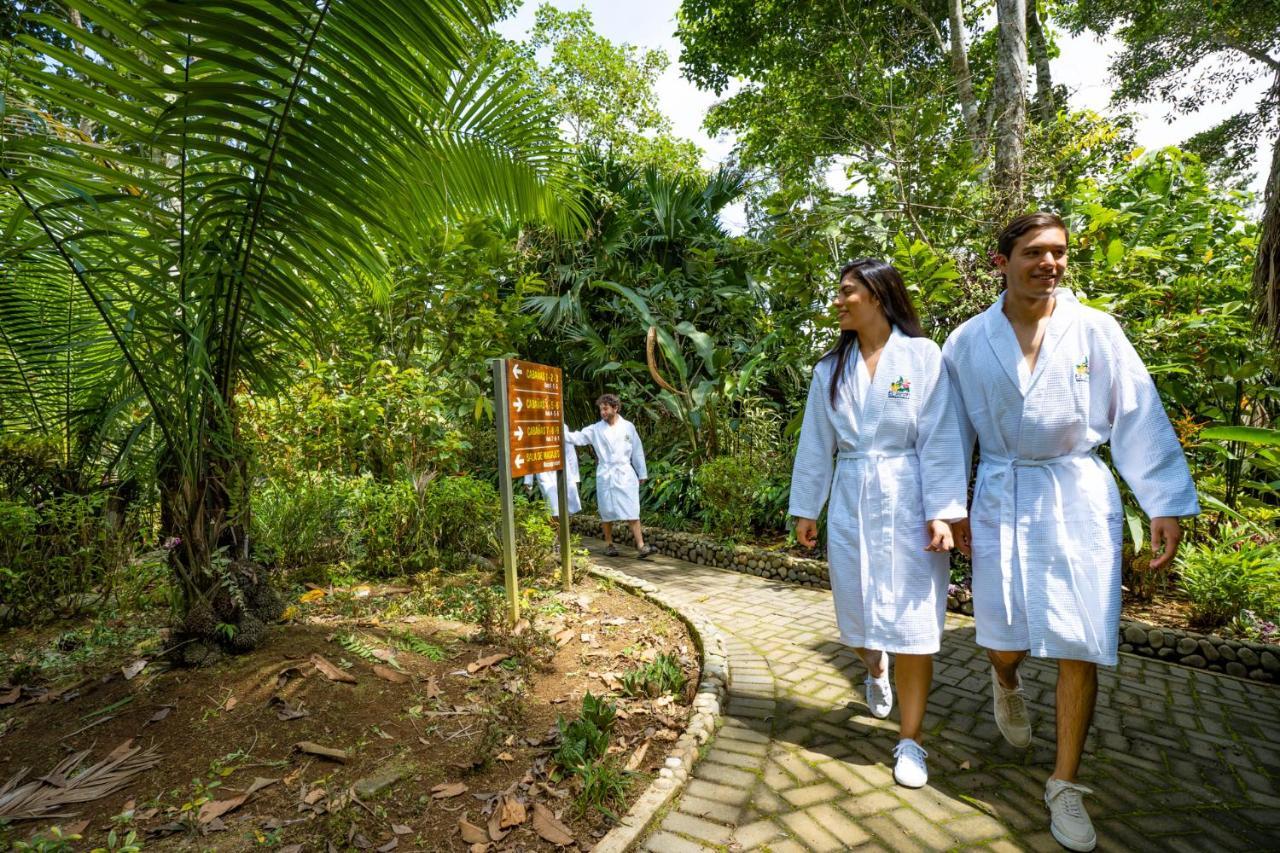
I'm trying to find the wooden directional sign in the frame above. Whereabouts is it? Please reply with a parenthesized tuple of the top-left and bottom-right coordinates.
(505, 359, 564, 478)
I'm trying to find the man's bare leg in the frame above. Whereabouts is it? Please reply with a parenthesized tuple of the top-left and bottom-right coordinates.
(988, 648, 1028, 688)
(601, 521, 613, 546)
(1051, 659, 1096, 783)
(627, 519, 646, 550)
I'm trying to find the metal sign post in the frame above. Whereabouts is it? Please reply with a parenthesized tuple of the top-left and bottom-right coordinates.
(557, 403, 572, 589)
(493, 358, 566, 623)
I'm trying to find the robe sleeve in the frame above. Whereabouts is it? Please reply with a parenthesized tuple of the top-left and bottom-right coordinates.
(1104, 318, 1200, 518)
(915, 345, 968, 522)
(941, 332, 978, 478)
(629, 423, 648, 479)
(564, 423, 593, 447)
(787, 364, 837, 520)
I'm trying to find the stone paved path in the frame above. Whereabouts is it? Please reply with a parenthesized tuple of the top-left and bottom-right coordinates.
(585, 539, 1280, 852)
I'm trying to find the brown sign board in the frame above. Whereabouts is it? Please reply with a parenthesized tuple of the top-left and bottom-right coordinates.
(505, 359, 563, 478)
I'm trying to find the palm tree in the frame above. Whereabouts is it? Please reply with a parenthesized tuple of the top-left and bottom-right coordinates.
(0, 0, 579, 659)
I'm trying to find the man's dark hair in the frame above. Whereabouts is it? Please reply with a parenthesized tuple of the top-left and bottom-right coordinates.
(997, 212, 1069, 258)
(596, 393, 621, 410)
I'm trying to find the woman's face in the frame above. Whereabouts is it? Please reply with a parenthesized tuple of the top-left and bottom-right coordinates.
(832, 272, 879, 332)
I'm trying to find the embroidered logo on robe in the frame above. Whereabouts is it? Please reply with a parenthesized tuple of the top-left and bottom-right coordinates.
(1074, 357, 1089, 382)
(887, 376, 911, 399)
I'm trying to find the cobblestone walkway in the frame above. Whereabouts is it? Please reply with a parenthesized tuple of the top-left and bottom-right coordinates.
(585, 539, 1280, 852)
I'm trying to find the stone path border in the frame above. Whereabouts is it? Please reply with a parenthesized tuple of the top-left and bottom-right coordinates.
(587, 560, 729, 853)
(571, 516, 1280, 685)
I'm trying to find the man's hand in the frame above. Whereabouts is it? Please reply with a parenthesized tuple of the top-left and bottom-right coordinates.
(951, 518, 972, 557)
(794, 517, 818, 548)
(1148, 516, 1183, 570)
(924, 520, 954, 552)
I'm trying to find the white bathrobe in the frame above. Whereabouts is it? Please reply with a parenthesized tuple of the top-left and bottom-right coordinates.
(942, 291, 1200, 665)
(523, 440, 582, 517)
(789, 329, 968, 654)
(565, 417, 647, 522)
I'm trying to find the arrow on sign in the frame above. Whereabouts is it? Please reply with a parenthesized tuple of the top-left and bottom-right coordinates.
(512, 363, 523, 379)
(514, 426, 523, 441)
(515, 454, 524, 467)
(513, 397, 523, 413)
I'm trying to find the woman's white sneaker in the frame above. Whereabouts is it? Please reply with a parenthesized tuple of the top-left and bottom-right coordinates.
(892, 739, 928, 788)
(991, 667, 1032, 747)
(863, 655, 893, 718)
(1044, 779, 1097, 851)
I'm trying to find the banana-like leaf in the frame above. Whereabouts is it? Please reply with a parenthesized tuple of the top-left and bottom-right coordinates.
(1198, 426, 1280, 447)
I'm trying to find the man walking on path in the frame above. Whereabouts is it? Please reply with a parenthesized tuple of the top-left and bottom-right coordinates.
(565, 393, 656, 559)
(943, 212, 1200, 852)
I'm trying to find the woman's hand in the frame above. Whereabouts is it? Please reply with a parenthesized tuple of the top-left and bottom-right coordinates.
(794, 517, 818, 548)
(924, 519, 954, 552)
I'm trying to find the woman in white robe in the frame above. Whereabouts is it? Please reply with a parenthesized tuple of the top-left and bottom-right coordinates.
(523, 439, 582, 517)
(790, 258, 967, 789)
(565, 394, 654, 558)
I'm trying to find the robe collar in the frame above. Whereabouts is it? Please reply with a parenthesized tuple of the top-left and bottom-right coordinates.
(982, 289, 1081, 396)
(854, 326, 908, 450)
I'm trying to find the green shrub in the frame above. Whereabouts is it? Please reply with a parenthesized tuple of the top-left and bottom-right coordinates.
(0, 493, 141, 628)
(694, 455, 770, 540)
(1176, 531, 1280, 629)
(422, 475, 499, 569)
(574, 760, 632, 819)
(619, 653, 687, 698)
(515, 495, 558, 578)
(555, 692, 616, 773)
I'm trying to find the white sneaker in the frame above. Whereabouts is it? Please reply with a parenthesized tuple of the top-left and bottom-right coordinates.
(991, 667, 1032, 747)
(892, 739, 928, 788)
(1045, 779, 1097, 851)
(864, 656, 892, 719)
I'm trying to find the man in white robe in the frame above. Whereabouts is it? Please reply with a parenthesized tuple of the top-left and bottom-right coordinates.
(565, 393, 655, 558)
(944, 212, 1199, 852)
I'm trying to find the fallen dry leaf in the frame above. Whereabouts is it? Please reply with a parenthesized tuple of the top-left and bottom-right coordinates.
(373, 665, 409, 684)
(624, 739, 651, 772)
(512, 618, 530, 636)
(303, 788, 327, 806)
(222, 696, 238, 712)
(487, 809, 508, 843)
(466, 653, 510, 674)
(275, 665, 305, 689)
(371, 648, 398, 664)
(197, 793, 247, 824)
(244, 777, 278, 797)
(299, 589, 325, 603)
(270, 696, 309, 721)
(391, 824, 412, 835)
(959, 760, 972, 770)
(0, 686, 20, 706)
(495, 751, 514, 762)
(470, 844, 490, 853)
(310, 653, 357, 684)
(146, 706, 173, 725)
(294, 741, 348, 763)
(531, 802, 574, 846)
(62, 819, 90, 836)
(377, 838, 398, 852)
(121, 659, 147, 680)
(458, 817, 488, 844)
(432, 782, 469, 799)
(424, 676, 441, 700)
(497, 795, 526, 829)
(554, 629, 574, 646)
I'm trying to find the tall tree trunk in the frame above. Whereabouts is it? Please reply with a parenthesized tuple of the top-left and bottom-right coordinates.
(946, 0, 984, 156)
(1026, 0, 1055, 125)
(1256, 74, 1280, 347)
(991, 0, 1028, 220)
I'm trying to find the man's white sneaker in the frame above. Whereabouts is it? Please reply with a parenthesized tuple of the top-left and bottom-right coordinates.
(864, 662, 893, 719)
(892, 739, 928, 788)
(991, 667, 1032, 747)
(1045, 779, 1097, 852)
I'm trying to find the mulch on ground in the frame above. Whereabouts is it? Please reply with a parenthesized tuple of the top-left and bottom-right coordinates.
(0, 575, 696, 851)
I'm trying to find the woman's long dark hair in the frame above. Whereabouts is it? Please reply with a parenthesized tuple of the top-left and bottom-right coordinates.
(820, 258, 925, 405)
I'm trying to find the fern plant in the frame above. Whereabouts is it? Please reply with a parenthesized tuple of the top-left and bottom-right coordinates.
(334, 632, 381, 664)
(391, 630, 447, 661)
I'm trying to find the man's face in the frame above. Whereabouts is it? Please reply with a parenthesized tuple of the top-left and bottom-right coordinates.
(997, 226, 1068, 300)
(599, 403, 619, 421)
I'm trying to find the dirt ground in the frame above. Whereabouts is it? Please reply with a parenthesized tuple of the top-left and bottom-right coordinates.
(0, 576, 696, 851)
